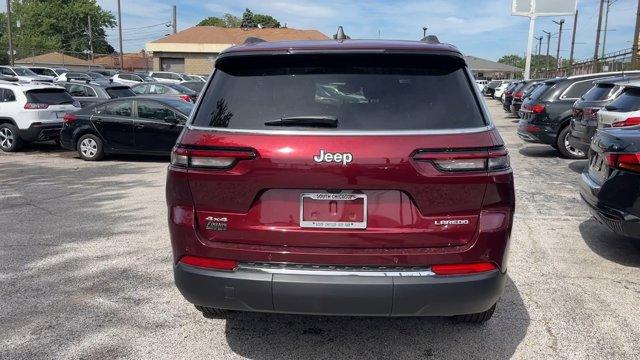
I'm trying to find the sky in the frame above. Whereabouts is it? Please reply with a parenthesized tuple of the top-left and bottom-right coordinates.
(69, 0, 640, 61)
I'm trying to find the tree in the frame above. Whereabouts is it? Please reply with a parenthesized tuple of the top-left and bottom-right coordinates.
(240, 8, 257, 28)
(197, 14, 241, 28)
(0, 0, 116, 60)
(252, 14, 280, 28)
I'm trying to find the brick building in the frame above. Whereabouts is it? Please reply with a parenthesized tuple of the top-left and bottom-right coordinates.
(145, 26, 328, 75)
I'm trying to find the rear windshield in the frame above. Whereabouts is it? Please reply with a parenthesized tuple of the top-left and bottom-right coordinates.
(608, 87, 640, 112)
(26, 89, 75, 104)
(581, 83, 617, 101)
(528, 82, 554, 100)
(106, 87, 136, 98)
(166, 83, 197, 94)
(192, 54, 485, 131)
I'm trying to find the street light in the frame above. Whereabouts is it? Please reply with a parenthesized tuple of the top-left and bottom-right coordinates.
(422, 26, 427, 38)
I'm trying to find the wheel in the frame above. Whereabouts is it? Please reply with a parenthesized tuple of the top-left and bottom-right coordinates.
(452, 303, 496, 323)
(195, 305, 229, 318)
(77, 134, 104, 161)
(0, 123, 23, 152)
(556, 125, 586, 159)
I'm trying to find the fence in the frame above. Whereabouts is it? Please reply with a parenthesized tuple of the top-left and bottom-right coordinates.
(4, 48, 153, 72)
(535, 48, 638, 79)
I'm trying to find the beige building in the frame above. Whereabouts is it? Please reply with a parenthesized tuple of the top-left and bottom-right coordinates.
(145, 26, 329, 75)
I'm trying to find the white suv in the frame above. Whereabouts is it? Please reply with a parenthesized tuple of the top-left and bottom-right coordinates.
(0, 82, 79, 152)
(149, 71, 188, 83)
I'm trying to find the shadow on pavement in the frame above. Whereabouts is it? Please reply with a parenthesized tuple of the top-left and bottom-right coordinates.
(518, 146, 558, 158)
(224, 277, 528, 360)
(0, 161, 173, 358)
(568, 160, 588, 174)
(579, 219, 640, 267)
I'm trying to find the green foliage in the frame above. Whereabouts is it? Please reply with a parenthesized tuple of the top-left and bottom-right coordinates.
(197, 14, 241, 28)
(240, 8, 256, 28)
(197, 8, 281, 29)
(252, 14, 280, 28)
(0, 0, 116, 61)
(499, 53, 566, 74)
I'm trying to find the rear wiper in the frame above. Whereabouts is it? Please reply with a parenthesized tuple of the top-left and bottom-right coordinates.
(264, 116, 338, 128)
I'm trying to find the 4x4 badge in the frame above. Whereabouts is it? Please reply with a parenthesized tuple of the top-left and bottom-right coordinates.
(313, 149, 353, 165)
(206, 216, 228, 231)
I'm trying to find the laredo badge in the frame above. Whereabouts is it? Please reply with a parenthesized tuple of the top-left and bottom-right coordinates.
(206, 216, 228, 231)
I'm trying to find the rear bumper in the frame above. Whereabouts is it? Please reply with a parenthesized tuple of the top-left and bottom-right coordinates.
(174, 263, 505, 316)
(18, 122, 63, 142)
(517, 118, 557, 145)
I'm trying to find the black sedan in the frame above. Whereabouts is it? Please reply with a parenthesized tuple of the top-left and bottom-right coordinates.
(580, 127, 640, 239)
(60, 97, 193, 161)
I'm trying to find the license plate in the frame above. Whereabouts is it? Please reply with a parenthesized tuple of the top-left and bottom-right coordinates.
(300, 193, 367, 229)
(589, 152, 607, 183)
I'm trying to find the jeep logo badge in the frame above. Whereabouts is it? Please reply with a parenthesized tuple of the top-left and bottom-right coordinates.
(313, 149, 353, 165)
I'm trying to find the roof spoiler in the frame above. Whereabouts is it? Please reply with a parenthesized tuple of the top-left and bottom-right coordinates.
(420, 35, 440, 44)
(244, 37, 266, 44)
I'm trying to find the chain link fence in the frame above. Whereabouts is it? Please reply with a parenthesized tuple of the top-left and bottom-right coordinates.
(535, 48, 638, 79)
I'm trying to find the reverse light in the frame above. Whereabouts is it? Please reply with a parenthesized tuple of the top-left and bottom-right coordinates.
(413, 147, 510, 172)
(179, 256, 238, 271)
(171, 147, 256, 169)
(604, 152, 640, 173)
(63, 113, 77, 124)
(24, 102, 49, 109)
(431, 262, 497, 275)
(612, 116, 640, 128)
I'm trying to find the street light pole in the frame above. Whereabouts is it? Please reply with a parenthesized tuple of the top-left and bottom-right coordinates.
(117, 0, 124, 70)
(569, 10, 579, 73)
(553, 19, 565, 70)
(543, 30, 551, 70)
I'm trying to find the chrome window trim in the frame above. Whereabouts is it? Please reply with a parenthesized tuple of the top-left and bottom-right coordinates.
(185, 124, 495, 136)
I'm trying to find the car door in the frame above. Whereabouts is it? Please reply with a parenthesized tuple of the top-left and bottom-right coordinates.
(134, 99, 185, 153)
(91, 100, 135, 151)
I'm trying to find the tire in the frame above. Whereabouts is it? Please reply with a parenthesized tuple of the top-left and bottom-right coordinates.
(77, 134, 104, 161)
(0, 123, 23, 152)
(556, 125, 586, 159)
(452, 303, 496, 324)
(195, 305, 229, 318)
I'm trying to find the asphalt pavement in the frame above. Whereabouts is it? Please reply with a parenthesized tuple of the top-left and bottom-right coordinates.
(1, 100, 639, 359)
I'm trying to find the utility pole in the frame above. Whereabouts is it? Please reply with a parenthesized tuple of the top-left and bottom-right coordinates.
(535, 36, 543, 55)
(633, 0, 640, 67)
(543, 30, 551, 70)
(172, 5, 177, 34)
(117, 0, 124, 70)
(553, 19, 565, 70)
(6, 0, 14, 66)
(594, 0, 606, 72)
(87, 16, 94, 63)
(569, 10, 579, 73)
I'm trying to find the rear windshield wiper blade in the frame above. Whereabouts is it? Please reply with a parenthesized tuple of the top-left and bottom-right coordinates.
(264, 116, 338, 128)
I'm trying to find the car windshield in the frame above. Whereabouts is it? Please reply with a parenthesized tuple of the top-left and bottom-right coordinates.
(162, 98, 195, 116)
(166, 83, 196, 94)
(607, 87, 640, 112)
(192, 54, 486, 131)
(527, 82, 553, 100)
(13, 67, 38, 76)
(105, 87, 136, 98)
(136, 74, 155, 82)
(581, 83, 616, 101)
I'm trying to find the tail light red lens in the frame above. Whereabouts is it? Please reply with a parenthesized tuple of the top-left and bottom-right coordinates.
(612, 116, 640, 128)
(513, 91, 524, 99)
(179, 256, 238, 271)
(530, 104, 545, 114)
(171, 147, 256, 169)
(63, 113, 77, 124)
(604, 152, 640, 173)
(24, 102, 49, 109)
(413, 147, 510, 172)
(432, 262, 497, 275)
(179, 94, 192, 102)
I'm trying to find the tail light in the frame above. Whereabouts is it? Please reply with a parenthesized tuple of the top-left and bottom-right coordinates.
(24, 103, 49, 109)
(179, 256, 238, 271)
(179, 94, 192, 102)
(413, 147, 510, 172)
(432, 262, 497, 275)
(513, 91, 524, 99)
(171, 147, 256, 169)
(612, 116, 640, 128)
(530, 104, 545, 114)
(604, 152, 640, 173)
(63, 113, 77, 124)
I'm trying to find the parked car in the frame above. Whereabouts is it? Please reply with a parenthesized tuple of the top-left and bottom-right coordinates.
(56, 72, 92, 82)
(130, 82, 198, 102)
(0, 66, 54, 83)
(483, 80, 505, 97)
(112, 72, 154, 86)
(187, 74, 208, 82)
(28, 66, 69, 78)
(568, 76, 640, 155)
(494, 82, 512, 101)
(92, 69, 118, 78)
(166, 37, 515, 322)
(510, 80, 541, 117)
(149, 71, 190, 83)
(0, 82, 79, 152)
(475, 79, 488, 92)
(59, 97, 193, 160)
(179, 81, 205, 93)
(503, 81, 524, 112)
(57, 79, 136, 107)
(580, 126, 640, 239)
(596, 83, 640, 129)
(518, 71, 640, 159)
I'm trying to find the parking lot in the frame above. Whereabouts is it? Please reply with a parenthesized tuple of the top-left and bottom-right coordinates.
(0, 99, 639, 359)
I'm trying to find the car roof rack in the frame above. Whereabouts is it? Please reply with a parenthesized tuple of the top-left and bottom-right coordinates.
(420, 35, 440, 44)
(244, 37, 266, 44)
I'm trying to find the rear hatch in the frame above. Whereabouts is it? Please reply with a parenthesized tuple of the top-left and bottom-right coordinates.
(24, 88, 78, 121)
(180, 53, 502, 249)
(588, 128, 640, 186)
(571, 83, 620, 139)
(598, 87, 640, 128)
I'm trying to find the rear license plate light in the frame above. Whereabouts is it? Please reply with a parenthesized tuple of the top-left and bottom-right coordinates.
(300, 193, 367, 229)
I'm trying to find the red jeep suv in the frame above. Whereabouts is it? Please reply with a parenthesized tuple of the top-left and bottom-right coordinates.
(166, 36, 515, 323)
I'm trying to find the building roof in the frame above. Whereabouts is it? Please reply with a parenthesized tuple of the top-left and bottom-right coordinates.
(464, 55, 521, 73)
(151, 26, 329, 45)
(15, 52, 92, 66)
(93, 52, 152, 70)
